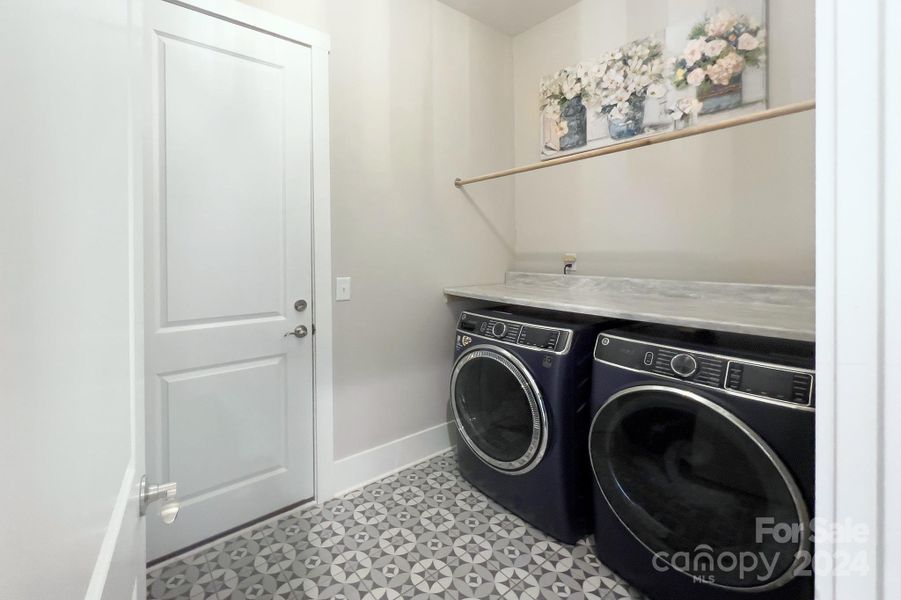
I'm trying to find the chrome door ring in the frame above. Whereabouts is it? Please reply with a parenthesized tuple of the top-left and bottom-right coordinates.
(451, 345, 548, 475)
(588, 384, 811, 593)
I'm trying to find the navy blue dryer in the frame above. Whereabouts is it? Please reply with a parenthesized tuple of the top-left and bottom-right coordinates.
(588, 323, 815, 600)
(451, 308, 609, 543)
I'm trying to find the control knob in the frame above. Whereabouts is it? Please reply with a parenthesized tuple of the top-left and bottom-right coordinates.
(670, 353, 698, 378)
(491, 322, 507, 338)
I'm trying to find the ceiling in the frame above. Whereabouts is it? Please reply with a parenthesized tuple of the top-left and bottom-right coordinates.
(437, 0, 581, 36)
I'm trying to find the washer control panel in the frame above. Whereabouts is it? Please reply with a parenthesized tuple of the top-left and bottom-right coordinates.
(670, 353, 698, 377)
(457, 312, 570, 354)
(595, 334, 814, 407)
(725, 362, 814, 406)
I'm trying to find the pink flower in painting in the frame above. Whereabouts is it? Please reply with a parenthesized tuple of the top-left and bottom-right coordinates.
(704, 39, 729, 58)
(718, 52, 746, 77)
(706, 54, 744, 86)
(706, 63, 729, 86)
(686, 68, 707, 87)
(737, 32, 760, 51)
(682, 39, 706, 67)
(705, 10, 738, 37)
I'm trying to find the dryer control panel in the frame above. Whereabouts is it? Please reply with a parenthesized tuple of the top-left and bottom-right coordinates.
(595, 334, 814, 407)
(457, 312, 571, 354)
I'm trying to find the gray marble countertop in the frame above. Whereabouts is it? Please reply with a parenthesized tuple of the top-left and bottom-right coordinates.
(444, 272, 815, 341)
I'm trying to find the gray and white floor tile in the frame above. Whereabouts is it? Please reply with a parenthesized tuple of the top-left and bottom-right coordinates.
(147, 450, 646, 600)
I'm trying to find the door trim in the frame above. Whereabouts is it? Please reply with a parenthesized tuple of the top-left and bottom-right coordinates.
(163, 0, 329, 51)
(147, 0, 335, 507)
(816, 1, 901, 598)
(310, 43, 335, 502)
(85, 460, 138, 598)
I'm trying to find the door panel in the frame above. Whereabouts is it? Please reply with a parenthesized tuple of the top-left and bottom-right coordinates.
(146, 0, 314, 559)
(165, 357, 287, 498)
(1, 0, 146, 597)
(163, 34, 286, 325)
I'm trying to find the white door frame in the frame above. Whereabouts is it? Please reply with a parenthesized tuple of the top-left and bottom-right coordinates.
(816, 0, 900, 598)
(150, 0, 336, 506)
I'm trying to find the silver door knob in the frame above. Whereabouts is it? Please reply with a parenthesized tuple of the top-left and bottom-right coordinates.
(140, 476, 180, 524)
(284, 325, 308, 338)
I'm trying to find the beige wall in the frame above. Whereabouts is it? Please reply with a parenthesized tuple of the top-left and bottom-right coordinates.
(512, 0, 815, 285)
(238, 0, 815, 462)
(241, 0, 516, 459)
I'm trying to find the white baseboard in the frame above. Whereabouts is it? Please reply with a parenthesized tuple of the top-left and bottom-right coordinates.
(330, 421, 455, 497)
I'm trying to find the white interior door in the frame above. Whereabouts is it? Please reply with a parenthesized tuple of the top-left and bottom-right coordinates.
(144, 0, 315, 559)
(0, 0, 147, 598)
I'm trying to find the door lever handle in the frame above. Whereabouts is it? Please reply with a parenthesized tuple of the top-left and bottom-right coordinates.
(284, 325, 308, 338)
(160, 501, 180, 525)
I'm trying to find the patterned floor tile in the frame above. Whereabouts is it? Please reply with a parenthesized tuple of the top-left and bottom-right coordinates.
(229, 572, 296, 600)
(529, 538, 578, 575)
(360, 588, 405, 600)
(408, 556, 456, 598)
(147, 561, 210, 600)
(602, 576, 648, 600)
(492, 537, 535, 570)
(146, 450, 645, 600)
(494, 566, 536, 599)
(535, 569, 600, 600)
(203, 531, 282, 584)
(574, 537, 648, 600)
(285, 548, 374, 600)
(369, 552, 414, 589)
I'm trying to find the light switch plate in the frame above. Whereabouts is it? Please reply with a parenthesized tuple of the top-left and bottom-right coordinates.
(336, 277, 351, 301)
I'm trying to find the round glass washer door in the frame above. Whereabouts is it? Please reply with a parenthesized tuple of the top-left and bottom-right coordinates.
(451, 346, 547, 474)
(589, 385, 810, 592)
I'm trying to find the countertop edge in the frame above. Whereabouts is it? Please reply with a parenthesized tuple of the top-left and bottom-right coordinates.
(443, 285, 816, 342)
(503, 271, 816, 292)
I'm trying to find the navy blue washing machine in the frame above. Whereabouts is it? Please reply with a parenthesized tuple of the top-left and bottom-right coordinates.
(587, 323, 815, 600)
(451, 307, 613, 543)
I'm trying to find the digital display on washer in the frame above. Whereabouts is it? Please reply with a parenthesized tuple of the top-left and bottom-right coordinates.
(595, 337, 651, 370)
(735, 364, 797, 401)
(519, 327, 558, 350)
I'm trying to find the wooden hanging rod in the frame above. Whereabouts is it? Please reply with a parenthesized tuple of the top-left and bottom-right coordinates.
(454, 99, 815, 188)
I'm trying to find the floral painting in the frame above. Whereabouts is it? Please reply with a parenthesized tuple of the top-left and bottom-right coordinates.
(540, 1, 767, 160)
(671, 10, 766, 115)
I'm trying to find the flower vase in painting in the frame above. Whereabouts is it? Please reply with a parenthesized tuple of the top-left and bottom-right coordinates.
(607, 99, 646, 140)
(559, 96, 587, 150)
